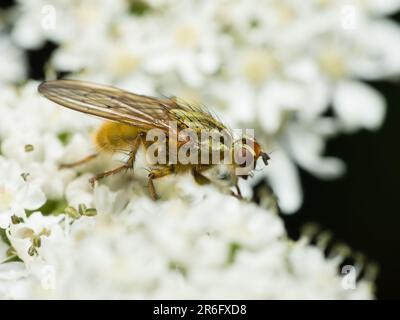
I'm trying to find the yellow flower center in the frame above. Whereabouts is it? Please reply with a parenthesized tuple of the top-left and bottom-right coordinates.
(242, 50, 276, 85)
(318, 47, 346, 79)
(108, 48, 140, 77)
(0, 185, 14, 212)
(77, 4, 101, 23)
(174, 24, 199, 48)
(276, 4, 295, 26)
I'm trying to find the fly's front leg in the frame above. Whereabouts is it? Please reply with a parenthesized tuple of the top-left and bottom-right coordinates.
(125, 132, 145, 170)
(89, 133, 144, 187)
(147, 166, 173, 201)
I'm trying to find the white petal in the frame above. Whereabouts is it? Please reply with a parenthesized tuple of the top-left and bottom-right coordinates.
(297, 80, 331, 121)
(258, 81, 304, 134)
(258, 98, 282, 134)
(17, 184, 46, 211)
(144, 52, 176, 74)
(349, 20, 400, 79)
(365, 0, 400, 15)
(0, 37, 26, 83)
(11, 16, 44, 49)
(198, 50, 219, 74)
(262, 149, 303, 214)
(65, 174, 94, 208)
(178, 54, 203, 87)
(0, 212, 12, 229)
(286, 126, 346, 178)
(0, 262, 27, 280)
(7, 235, 34, 265)
(333, 81, 386, 131)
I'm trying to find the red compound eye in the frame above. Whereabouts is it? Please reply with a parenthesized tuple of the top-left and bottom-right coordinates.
(235, 147, 255, 168)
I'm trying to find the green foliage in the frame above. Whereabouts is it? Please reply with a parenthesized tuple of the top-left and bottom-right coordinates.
(227, 242, 241, 264)
(128, 0, 152, 15)
(169, 261, 187, 276)
(0, 228, 10, 246)
(57, 132, 72, 145)
(27, 199, 68, 216)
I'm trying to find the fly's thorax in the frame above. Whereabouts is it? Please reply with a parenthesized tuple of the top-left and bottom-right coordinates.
(170, 108, 227, 132)
(170, 109, 203, 130)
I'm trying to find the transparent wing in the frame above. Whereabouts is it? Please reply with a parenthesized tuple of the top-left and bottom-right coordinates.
(38, 79, 232, 148)
(38, 80, 179, 132)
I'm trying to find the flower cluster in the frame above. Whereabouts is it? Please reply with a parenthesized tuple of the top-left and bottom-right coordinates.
(0, 81, 373, 298)
(0, 175, 374, 298)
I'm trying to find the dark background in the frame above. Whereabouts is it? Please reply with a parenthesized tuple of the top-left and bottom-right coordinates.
(1, 0, 399, 299)
(283, 12, 400, 300)
(286, 78, 400, 300)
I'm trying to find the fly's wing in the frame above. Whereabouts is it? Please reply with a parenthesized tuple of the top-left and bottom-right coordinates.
(38, 80, 233, 152)
(38, 80, 178, 132)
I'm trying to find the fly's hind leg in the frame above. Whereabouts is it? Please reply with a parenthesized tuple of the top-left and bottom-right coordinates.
(60, 153, 98, 169)
(89, 133, 144, 187)
(191, 168, 211, 185)
(89, 163, 131, 187)
(147, 166, 173, 201)
(233, 184, 243, 199)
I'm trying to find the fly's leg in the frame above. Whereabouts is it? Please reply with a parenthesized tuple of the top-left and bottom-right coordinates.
(124, 132, 144, 170)
(89, 134, 144, 187)
(230, 176, 243, 199)
(192, 167, 243, 199)
(233, 183, 243, 199)
(191, 168, 211, 185)
(89, 163, 131, 187)
(60, 153, 98, 169)
(147, 166, 173, 201)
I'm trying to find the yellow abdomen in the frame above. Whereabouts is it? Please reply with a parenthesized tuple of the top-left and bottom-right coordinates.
(93, 121, 140, 154)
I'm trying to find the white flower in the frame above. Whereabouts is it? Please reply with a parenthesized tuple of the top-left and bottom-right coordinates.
(65, 174, 95, 208)
(0, 81, 98, 139)
(364, 0, 400, 15)
(11, 0, 128, 49)
(0, 158, 46, 228)
(4, 211, 67, 292)
(0, 182, 374, 299)
(0, 81, 101, 200)
(0, 131, 78, 200)
(284, 120, 346, 179)
(0, 35, 26, 84)
(333, 80, 386, 132)
(253, 149, 303, 214)
(1, 132, 64, 165)
(93, 184, 130, 216)
(0, 262, 29, 298)
(143, 2, 221, 87)
(6, 212, 64, 265)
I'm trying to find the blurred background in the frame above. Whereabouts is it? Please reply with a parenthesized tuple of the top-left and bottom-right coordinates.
(0, 0, 399, 299)
(285, 75, 400, 299)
